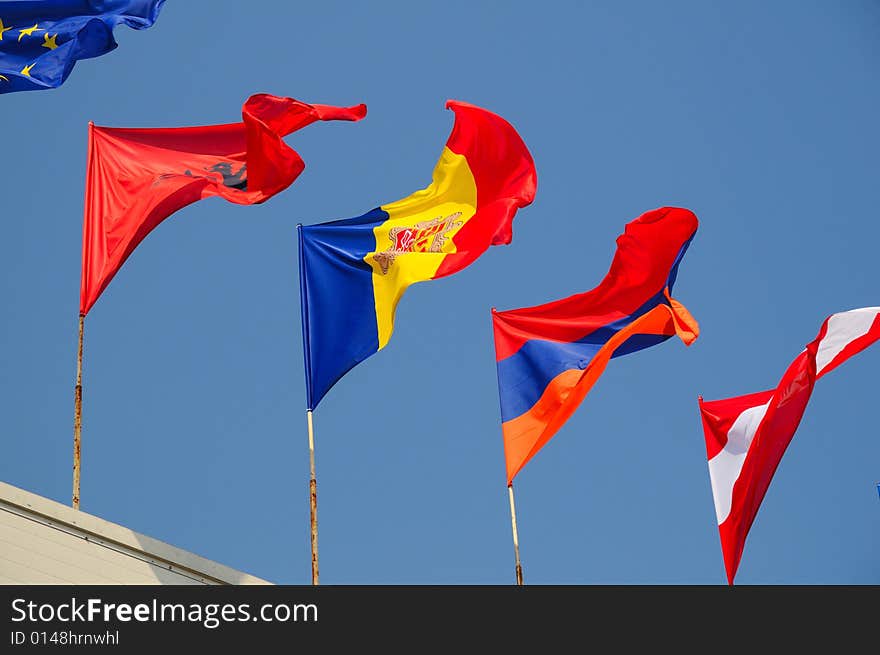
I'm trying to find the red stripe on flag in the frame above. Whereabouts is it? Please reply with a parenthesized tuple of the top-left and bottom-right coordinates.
(699, 307, 880, 584)
(432, 100, 537, 280)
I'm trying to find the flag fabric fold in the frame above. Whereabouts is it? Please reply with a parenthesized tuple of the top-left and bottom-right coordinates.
(699, 306, 880, 584)
(493, 207, 700, 484)
(298, 100, 537, 410)
(0, 0, 164, 94)
(80, 94, 367, 315)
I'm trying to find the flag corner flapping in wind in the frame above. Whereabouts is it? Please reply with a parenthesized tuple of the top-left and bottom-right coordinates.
(493, 206, 700, 485)
(298, 99, 537, 410)
(699, 306, 880, 584)
(80, 93, 366, 316)
(0, 0, 165, 94)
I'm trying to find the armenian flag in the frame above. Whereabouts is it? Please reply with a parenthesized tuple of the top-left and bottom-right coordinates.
(298, 100, 537, 410)
(493, 207, 700, 484)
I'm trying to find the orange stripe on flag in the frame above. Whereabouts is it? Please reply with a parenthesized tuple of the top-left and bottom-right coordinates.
(502, 298, 698, 483)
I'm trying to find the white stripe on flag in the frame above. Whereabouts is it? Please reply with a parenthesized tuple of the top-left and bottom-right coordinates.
(707, 400, 771, 525)
(815, 308, 880, 376)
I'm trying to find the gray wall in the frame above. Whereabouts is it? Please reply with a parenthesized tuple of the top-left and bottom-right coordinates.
(0, 481, 271, 585)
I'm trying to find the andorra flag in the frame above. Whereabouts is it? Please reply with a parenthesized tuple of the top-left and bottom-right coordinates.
(699, 306, 880, 584)
(493, 207, 700, 485)
(298, 100, 537, 410)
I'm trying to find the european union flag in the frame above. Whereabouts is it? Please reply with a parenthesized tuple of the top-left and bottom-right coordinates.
(0, 1, 163, 94)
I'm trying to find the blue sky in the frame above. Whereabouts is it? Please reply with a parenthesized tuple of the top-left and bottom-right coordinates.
(1, 0, 878, 584)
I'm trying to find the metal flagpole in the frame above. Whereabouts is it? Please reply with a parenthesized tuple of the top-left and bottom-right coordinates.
(307, 409, 319, 585)
(508, 483, 523, 585)
(72, 314, 85, 509)
(298, 225, 319, 585)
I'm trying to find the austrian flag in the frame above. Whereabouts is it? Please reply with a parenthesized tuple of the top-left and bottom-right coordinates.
(699, 307, 880, 584)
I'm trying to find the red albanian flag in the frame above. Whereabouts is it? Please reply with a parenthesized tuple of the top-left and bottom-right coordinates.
(80, 93, 366, 316)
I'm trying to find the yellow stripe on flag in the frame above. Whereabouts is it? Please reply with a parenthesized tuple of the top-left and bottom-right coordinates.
(365, 147, 478, 349)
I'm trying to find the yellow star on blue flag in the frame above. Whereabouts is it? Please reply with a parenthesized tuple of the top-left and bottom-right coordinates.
(0, 1, 164, 94)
